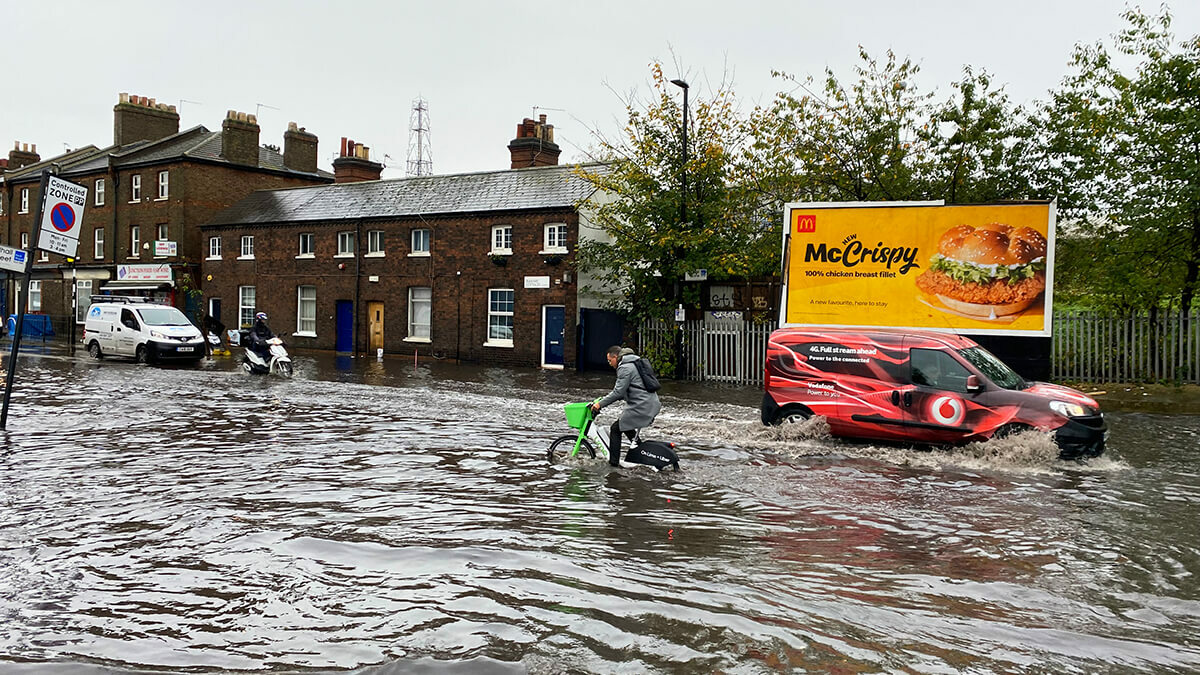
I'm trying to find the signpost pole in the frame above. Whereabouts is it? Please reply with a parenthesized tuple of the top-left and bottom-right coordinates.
(1, 170, 49, 430)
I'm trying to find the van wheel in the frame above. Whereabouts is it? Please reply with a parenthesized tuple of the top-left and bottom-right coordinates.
(993, 423, 1034, 440)
(135, 345, 149, 364)
(772, 407, 812, 425)
(87, 341, 103, 359)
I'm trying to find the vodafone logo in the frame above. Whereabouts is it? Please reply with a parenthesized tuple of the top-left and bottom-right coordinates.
(929, 395, 965, 426)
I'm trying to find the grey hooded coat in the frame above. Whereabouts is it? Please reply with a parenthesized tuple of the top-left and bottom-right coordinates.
(596, 349, 661, 432)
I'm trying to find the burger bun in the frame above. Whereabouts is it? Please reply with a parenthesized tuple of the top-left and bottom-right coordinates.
(936, 294, 1040, 318)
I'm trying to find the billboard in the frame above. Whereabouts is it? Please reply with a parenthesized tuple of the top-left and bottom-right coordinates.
(781, 200, 1055, 336)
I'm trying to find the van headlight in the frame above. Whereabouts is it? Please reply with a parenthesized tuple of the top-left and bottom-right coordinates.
(149, 330, 166, 340)
(1050, 400, 1087, 418)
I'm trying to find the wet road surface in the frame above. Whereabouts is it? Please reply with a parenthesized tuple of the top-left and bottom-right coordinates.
(0, 347, 1197, 673)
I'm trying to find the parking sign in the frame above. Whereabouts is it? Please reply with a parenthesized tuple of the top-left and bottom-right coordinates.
(38, 176, 88, 257)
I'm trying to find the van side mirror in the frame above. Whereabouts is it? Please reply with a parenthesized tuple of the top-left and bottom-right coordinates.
(966, 375, 982, 393)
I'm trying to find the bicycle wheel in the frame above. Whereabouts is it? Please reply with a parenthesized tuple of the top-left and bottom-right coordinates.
(547, 435, 596, 463)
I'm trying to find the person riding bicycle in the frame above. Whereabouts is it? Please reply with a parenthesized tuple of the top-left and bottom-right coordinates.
(589, 346, 661, 467)
(246, 311, 276, 361)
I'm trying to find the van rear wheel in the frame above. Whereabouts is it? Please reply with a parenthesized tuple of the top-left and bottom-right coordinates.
(771, 407, 812, 425)
(87, 341, 103, 359)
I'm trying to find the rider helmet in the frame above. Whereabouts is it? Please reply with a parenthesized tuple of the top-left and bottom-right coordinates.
(255, 312, 268, 321)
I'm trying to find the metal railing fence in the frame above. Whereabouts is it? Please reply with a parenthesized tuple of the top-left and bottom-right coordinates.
(639, 310, 1200, 386)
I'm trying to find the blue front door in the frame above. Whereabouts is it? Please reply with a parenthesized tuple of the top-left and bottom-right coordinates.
(336, 300, 354, 353)
(543, 306, 565, 367)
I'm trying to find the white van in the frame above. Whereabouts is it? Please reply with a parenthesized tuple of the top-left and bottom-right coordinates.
(84, 299, 205, 363)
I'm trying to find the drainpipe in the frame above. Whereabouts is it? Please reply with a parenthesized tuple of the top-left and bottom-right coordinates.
(353, 218, 362, 357)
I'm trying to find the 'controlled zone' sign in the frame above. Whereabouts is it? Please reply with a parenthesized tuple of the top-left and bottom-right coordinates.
(38, 176, 88, 257)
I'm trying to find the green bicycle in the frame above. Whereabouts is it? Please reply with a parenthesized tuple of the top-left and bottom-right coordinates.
(546, 400, 601, 463)
(546, 400, 681, 471)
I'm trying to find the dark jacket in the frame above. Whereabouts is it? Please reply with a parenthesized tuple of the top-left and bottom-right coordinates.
(248, 319, 275, 349)
(597, 349, 661, 432)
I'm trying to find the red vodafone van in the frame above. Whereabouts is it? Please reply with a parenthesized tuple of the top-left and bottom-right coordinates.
(761, 327, 1106, 459)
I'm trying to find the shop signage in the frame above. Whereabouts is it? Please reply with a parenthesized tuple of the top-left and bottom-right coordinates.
(118, 263, 173, 281)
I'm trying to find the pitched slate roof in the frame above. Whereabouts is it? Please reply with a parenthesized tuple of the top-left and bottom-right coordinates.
(5, 145, 110, 182)
(206, 163, 609, 226)
(31, 125, 332, 180)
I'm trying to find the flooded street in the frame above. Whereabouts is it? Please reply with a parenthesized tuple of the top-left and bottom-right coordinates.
(1, 348, 1198, 673)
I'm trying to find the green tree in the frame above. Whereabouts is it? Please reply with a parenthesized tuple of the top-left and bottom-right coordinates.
(576, 63, 780, 329)
(764, 48, 934, 202)
(762, 49, 1036, 206)
(1042, 8, 1200, 311)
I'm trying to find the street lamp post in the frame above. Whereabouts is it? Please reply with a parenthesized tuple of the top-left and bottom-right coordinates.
(670, 78, 689, 379)
(670, 79, 689, 227)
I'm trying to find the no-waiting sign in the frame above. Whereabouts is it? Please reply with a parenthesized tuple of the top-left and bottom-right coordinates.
(38, 175, 87, 257)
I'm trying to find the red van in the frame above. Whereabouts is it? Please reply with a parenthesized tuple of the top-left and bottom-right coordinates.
(761, 327, 1106, 459)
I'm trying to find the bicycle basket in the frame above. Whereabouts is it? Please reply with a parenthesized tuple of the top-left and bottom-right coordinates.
(563, 402, 592, 430)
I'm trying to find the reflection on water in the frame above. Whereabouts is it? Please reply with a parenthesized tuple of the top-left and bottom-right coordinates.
(0, 349, 1197, 673)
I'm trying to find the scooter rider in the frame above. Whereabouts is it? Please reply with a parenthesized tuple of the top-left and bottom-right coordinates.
(247, 312, 276, 361)
(589, 346, 661, 467)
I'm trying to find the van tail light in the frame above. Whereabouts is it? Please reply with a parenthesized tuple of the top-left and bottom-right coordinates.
(764, 367, 771, 389)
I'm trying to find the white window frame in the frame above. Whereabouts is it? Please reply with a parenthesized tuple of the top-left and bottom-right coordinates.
(157, 223, 168, 241)
(95, 178, 105, 206)
(75, 280, 93, 322)
(406, 287, 432, 342)
(39, 246, 48, 262)
(208, 236, 222, 260)
(94, 228, 104, 259)
(239, 235, 254, 259)
(130, 174, 141, 202)
(20, 188, 29, 214)
(157, 170, 169, 200)
(410, 228, 431, 257)
(485, 288, 514, 347)
(366, 230, 385, 257)
(21, 233, 28, 250)
(130, 225, 140, 257)
(490, 225, 512, 255)
(297, 233, 314, 258)
(239, 286, 256, 328)
(336, 231, 356, 258)
(541, 222, 568, 254)
(28, 280, 41, 312)
(296, 285, 317, 336)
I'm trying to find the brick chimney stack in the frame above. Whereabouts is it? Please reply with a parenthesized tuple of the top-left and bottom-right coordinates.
(332, 137, 383, 183)
(8, 142, 40, 170)
(221, 110, 261, 167)
(283, 122, 319, 173)
(113, 93, 180, 146)
(508, 114, 560, 169)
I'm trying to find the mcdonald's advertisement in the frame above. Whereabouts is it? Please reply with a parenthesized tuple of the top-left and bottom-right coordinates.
(781, 201, 1056, 336)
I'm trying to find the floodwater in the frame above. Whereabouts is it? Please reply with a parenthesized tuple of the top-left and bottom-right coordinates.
(0, 347, 1197, 674)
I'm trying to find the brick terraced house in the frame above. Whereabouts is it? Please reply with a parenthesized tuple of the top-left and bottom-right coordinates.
(0, 93, 333, 327)
(202, 116, 616, 370)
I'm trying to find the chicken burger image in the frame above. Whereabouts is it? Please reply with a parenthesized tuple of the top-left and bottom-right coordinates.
(915, 223, 1047, 318)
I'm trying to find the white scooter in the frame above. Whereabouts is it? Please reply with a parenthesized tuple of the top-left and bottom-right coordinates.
(242, 337, 293, 378)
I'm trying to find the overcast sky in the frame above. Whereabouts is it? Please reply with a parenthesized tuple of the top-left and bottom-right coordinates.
(4, 1, 1197, 179)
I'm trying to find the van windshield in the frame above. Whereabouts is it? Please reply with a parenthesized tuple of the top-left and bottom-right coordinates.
(137, 307, 192, 327)
(958, 346, 1026, 390)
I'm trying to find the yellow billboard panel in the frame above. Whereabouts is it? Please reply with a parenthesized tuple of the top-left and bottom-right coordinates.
(782, 201, 1055, 336)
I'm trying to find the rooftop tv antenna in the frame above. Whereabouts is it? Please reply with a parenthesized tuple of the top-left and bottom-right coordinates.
(407, 97, 433, 176)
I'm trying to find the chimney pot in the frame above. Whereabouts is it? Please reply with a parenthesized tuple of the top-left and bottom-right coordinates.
(30, 144, 36, 153)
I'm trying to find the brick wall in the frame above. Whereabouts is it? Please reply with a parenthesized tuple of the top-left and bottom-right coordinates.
(201, 209, 581, 368)
(5, 160, 328, 320)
